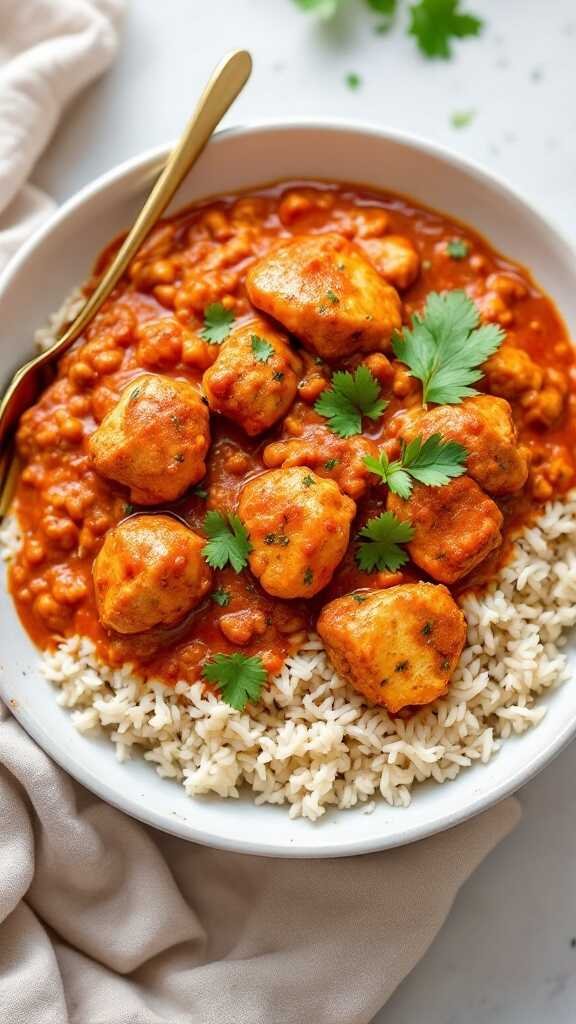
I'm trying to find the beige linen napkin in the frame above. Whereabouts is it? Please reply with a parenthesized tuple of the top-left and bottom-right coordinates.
(0, 4, 521, 1022)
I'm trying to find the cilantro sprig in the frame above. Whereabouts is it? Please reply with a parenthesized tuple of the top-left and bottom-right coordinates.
(392, 290, 505, 406)
(314, 366, 388, 438)
(293, 0, 483, 60)
(203, 653, 267, 711)
(203, 511, 251, 573)
(251, 335, 275, 363)
(356, 512, 415, 573)
(200, 303, 235, 344)
(364, 433, 468, 499)
(409, 0, 482, 58)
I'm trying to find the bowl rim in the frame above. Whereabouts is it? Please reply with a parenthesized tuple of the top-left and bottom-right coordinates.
(1, 117, 576, 858)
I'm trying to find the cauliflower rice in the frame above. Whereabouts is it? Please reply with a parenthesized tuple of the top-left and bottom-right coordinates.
(2, 493, 576, 821)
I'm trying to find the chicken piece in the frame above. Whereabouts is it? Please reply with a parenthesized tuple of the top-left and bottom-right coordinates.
(88, 373, 210, 505)
(202, 319, 302, 436)
(360, 235, 420, 290)
(317, 583, 466, 712)
(263, 424, 378, 500)
(388, 476, 503, 584)
(93, 514, 212, 634)
(400, 395, 528, 497)
(245, 233, 402, 361)
(483, 345, 543, 400)
(238, 467, 356, 598)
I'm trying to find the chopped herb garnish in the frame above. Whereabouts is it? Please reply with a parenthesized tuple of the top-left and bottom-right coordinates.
(203, 511, 251, 573)
(353, 594, 368, 603)
(326, 289, 340, 304)
(211, 588, 231, 607)
(395, 660, 409, 672)
(123, 503, 135, 516)
(392, 290, 505, 406)
(446, 238, 470, 260)
(450, 108, 476, 129)
(264, 533, 290, 546)
(200, 303, 235, 344)
(174, 452, 185, 463)
(314, 366, 388, 438)
(251, 335, 275, 363)
(422, 621, 433, 636)
(304, 567, 314, 585)
(273, 371, 285, 381)
(192, 485, 208, 499)
(356, 512, 415, 573)
(345, 72, 362, 90)
(129, 387, 140, 401)
(364, 433, 468, 499)
(324, 458, 339, 470)
(203, 653, 267, 711)
(302, 473, 315, 487)
(409, 0, 482, 59)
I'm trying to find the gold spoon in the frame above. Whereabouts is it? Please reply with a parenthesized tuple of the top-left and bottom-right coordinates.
(0, 49, 252, 515)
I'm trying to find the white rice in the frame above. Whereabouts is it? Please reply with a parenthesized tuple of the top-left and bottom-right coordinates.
(3, 291, 575, 820)
(3, 495, 576, 820)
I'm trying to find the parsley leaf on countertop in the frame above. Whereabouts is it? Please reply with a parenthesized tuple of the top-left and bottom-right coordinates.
(314, 366, 388, 437)
(293, 0, 340, 16)
(364, 432, 468, 499)
(356, 512, 415, 573)
(203, 511, 251, 573)
(392, 290, 505, 406)
(200, 303, 235, 344)
(251, 335, 275, 363)
(409, 0, 482, 59)
(345, 72, 362, 90)
(203, 653, 267, 711)
(450, 109, 476, 129)
(366, 0, 397, 11)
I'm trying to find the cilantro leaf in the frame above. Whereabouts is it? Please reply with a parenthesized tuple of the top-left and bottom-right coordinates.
(293, 0, 341, 17)
(401, 433, 468, 486)
(211, 588, 231, 607)
(363, 451, 413, 500)
(392, 290, 505, 406)
(446, 238, 470, 260)
(450, 109, 476, 129)
(251, 335, 275, 363)
(314, 366, 388, 438)
(409, 0, 482, 59)
(203, 511, 251, 573)
(366, 0, 397, 11)
(200, 303, 235, 344)
(203, 653, 267, 711)
(365, 432, 468, 498)
(345, 72, 362, 90)
(356, 512, 415, 573)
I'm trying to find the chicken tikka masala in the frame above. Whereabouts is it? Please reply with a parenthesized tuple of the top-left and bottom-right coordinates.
(9, 183, 576, 715)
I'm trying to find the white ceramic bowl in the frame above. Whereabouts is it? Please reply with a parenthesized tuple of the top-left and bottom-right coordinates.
(1, 122, 575, 858)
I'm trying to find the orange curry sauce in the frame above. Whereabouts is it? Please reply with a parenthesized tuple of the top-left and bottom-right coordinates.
(9, 182, 576, 685)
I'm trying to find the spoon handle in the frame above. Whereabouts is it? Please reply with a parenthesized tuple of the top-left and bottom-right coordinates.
(41, 48, 252, 364)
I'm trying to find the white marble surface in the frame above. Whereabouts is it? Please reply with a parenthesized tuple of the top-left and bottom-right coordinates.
(33, 0, 576, 1019)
